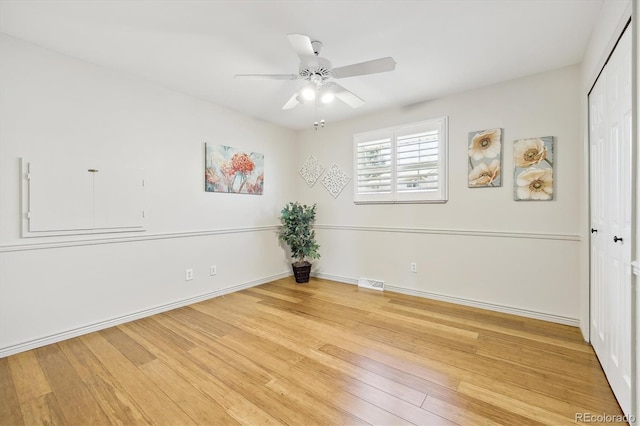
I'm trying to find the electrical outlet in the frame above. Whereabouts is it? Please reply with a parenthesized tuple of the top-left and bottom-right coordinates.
(410, 262, 417, 273)
(185, 268, 194, 281)
(210, 265, 217, 276)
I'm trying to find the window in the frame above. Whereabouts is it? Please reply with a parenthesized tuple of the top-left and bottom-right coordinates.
(353, 116, 448, 203)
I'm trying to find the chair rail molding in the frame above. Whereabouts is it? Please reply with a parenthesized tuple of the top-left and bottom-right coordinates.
(0, 225, 281, 252)
(314, 224, 581, 241)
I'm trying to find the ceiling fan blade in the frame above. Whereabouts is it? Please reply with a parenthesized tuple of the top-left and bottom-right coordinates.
(330, 83, 365, 108)
(332, 57, 396, 79)
(234, 74, 299, 80)
(287, 34, 318, 68)
(282, 90, 304, 110)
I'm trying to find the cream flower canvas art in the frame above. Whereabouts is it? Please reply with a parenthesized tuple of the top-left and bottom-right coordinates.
(513, 136, 554, 201)
(468, 128, 502, 187)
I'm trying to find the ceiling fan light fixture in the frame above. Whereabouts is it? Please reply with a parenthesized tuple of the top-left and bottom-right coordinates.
(302, 86, 316, 101)
(260, 34, 395, 111)
(320, 91, 335, 104)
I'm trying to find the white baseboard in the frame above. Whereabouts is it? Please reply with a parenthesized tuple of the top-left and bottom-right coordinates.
(313, 273, 579, 327)
(3, 270, 580, 358)
(0, 271, 291, 358)
(313, 272, 358, 285)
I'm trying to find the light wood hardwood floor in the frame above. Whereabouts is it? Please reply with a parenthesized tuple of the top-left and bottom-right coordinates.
(0, 277, 625, 425)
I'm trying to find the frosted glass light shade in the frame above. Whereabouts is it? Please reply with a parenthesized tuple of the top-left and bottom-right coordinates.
(302, 87, 316, 100)
(321, 92, 335, 104)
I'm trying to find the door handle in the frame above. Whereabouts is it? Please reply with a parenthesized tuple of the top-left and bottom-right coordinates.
(613, 236, 623, 243)
(591, 228, 598, 233)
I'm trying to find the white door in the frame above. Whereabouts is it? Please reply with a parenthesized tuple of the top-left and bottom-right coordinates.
(589, 27, 632, 416)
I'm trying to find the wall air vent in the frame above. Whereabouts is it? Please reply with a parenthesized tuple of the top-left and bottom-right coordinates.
(357, 278, 384, 291)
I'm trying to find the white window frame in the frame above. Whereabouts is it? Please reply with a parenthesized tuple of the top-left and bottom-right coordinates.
(353, 116, 448, 204)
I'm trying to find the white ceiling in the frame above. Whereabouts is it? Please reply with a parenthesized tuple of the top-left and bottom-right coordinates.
(0, 0, 603, 131)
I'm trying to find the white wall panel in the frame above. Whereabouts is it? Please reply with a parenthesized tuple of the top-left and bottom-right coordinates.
(314, 227, 580, 322)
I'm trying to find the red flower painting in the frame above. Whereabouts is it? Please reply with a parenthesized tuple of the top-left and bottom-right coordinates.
(205, 144, 264, 195)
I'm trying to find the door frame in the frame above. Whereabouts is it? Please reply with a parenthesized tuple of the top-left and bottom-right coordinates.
(586, 15, 635, 420)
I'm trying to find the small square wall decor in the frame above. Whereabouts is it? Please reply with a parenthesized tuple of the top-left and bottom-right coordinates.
(321, 163, 350, 198)
(299, 155, 324, 187)
(468, 128, 502, 187)
(205, 143, 264, 194)
(513, 136, 554, 201)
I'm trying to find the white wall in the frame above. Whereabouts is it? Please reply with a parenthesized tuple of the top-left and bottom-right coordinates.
(296, 66, 582, 324)
(0, 0, 632, 361)
(0, 34, 299, 356)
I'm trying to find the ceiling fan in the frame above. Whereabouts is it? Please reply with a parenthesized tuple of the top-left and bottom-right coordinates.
(234, 34, 396, 110)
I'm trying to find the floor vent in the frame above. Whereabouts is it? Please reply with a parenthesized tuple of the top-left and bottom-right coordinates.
(358, 278, 384, 291)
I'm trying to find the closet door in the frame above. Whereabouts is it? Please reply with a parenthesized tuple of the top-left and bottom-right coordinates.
(589, 27, 632, 416)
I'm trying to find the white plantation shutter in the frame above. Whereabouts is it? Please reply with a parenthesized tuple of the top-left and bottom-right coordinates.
(355, 134, 393, 199)
(396, 130, 439, 193)
(354, 117, 448, 203)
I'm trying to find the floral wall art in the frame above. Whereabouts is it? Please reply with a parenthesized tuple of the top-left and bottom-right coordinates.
(468, 128, 502, 187)
(513, 136, 554, 201)
(205, 143, 264, 195)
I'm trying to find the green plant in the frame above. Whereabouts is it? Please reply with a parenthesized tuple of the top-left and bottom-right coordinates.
(278, 202, 320, 265)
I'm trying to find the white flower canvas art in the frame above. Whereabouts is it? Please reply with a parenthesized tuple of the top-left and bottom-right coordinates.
(513, 136, 554, 201)
(468, 128, 502, 187)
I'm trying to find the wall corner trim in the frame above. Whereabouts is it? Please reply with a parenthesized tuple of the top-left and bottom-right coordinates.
(632, 261, 640, 276)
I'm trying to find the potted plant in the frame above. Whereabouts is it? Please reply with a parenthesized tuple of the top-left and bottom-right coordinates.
(278, 202, 320, 283)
